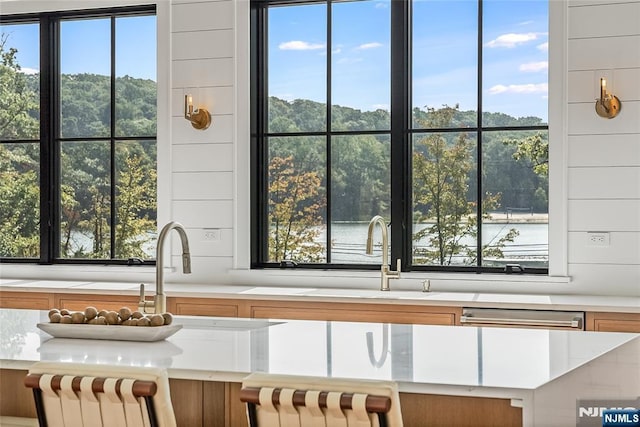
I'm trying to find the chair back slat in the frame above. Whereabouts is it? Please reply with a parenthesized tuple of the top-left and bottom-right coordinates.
(240, 387, 392, 414)
(240, 374, 403, 427)
(24, 363, 175, 427)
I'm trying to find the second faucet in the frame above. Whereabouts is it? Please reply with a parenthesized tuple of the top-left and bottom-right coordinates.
(366, 215, 401, 291)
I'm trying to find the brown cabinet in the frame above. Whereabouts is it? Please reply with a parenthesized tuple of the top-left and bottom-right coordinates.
(55, 294, 139, 312)
(167, 297, 242, 317)
(0, 291, 53, 310)
(248, 300, 460, 325)
(586, 312, 640, 333)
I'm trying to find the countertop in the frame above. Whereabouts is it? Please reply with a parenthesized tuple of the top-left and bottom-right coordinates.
(1, 308, 638, 394)
(1, 279, 639, 313)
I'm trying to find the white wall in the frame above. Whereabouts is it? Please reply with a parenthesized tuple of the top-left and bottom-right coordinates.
(168, 0, 238, 283)
(1, 0, 639, 297)
(565, 0, 640, 296)
(167, 0, 640, 296)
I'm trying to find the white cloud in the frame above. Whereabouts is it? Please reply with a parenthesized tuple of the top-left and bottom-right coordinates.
(519, 61, 548, 72)
(279, 40, 325, 51)
(375, 1, 388, 9)
(488, 83, 548, 95)
(372, 103, 389, 111)
(537, 42, 549, 52)
(485, 32, 539, 48)
(357, 42, 383, 50)
(19, 67, 39, 75)
(336, 57, 363, 65)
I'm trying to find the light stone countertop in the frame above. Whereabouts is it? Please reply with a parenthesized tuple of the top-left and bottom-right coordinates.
(1, 279, 639, 313)
(0, 308, 636, 390)
(2, 308, 638, 426)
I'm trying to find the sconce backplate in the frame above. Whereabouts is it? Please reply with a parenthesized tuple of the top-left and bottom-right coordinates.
(595, 95, 621, 119)
(189, 109, 212, 130)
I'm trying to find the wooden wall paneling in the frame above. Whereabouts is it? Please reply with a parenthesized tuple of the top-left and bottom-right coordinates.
(0, 369, 35, 418)
(399, 392, 522, 427)
(203, 381, 227, 427)
(0, 292, 53, 310)
(169, 378, 203, 426)
(225, 382, 249, 427)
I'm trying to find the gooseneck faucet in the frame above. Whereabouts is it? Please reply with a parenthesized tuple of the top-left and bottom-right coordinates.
(139, 221, 192, 314)
(366, 215, 400, 291)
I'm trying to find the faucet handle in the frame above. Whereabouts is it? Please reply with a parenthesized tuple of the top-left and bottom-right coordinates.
(138, 283, 145, 303)
(138, 284, 154, 314)
(395, 258, 402, 275)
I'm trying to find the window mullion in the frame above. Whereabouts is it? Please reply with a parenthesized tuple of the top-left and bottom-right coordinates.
(390, 0, 411, 272)
(39, 14, 59, 264)
(476, 0, 483, 270)
(110, 16, 117, 259)
(325, 0, 332, 264)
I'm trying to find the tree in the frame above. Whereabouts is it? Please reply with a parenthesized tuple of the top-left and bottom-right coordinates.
(504, 132, 549, 177)
(0, 34, 40, 257)
(412, 105, 518, 265)
(0, 34, 39, 140)
(268, 155, 325, 263)
(115, 154, 157, 258)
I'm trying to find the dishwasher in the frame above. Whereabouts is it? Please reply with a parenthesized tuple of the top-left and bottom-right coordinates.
(460, 308, 585, 330)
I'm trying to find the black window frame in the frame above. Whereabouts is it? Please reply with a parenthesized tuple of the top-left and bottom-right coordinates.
(252, 0, 549, 275)
(0, 5, 157, 266)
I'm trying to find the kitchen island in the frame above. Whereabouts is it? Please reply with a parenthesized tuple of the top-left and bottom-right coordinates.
(1, 308, 638, 426)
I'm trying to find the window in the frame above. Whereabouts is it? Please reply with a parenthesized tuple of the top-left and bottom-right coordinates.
(0, 6, 157, 264)
(253, 0, 549, 274)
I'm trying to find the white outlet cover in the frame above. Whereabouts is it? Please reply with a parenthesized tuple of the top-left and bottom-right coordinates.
(586, 232, 610, 246)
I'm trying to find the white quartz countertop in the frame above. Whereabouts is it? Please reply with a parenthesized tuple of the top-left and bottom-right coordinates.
(1, 308, 638, 397)
(1, 279, 639, 313)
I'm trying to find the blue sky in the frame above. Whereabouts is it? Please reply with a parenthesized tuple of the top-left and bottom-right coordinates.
(268, 0, 548, 121)
(2, 1, 547, 120)
(0, 15, 156, 80)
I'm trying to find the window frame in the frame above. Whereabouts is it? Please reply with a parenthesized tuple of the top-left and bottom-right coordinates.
(0, 5, 157, 266)
(250, 0, 550, 275)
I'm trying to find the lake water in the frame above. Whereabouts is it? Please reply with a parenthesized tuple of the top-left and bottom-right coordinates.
(320, 222, 548, 265)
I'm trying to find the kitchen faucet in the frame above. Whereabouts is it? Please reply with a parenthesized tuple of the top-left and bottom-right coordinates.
(366, 215, 400, 291)
(139, 221, 192, 314)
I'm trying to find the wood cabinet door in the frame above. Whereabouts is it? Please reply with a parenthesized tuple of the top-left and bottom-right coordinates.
(586, 312, 640, 333)
(167, 297, 240, 317)
(55, 294, 139, 312)
(248, 301, 461, 325)
(0, 292, 53, 310)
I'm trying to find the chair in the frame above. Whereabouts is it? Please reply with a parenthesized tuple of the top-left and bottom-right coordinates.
(240, 373, 403, 427)
(24, 362, 176, 427)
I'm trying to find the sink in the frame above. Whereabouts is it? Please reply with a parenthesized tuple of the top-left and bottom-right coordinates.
(179, 316, 284, 331)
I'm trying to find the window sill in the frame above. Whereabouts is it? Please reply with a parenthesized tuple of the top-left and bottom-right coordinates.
(228, 268, 572, 295)
(0, 263, 155, 284)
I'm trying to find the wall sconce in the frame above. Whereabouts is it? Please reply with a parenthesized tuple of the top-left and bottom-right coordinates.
(595, 78, 621, 119)
(184, 94, 211, 130)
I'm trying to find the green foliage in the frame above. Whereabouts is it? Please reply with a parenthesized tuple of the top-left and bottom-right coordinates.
(503, 132, 549, 177)
(0, 144, 39, 257)
(268, 155, 325, 262)
(412, 106, 519, 266)
(1, 33, 157, 260)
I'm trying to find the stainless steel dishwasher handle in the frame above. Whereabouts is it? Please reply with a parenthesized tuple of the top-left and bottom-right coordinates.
(460, 315, 583, 329)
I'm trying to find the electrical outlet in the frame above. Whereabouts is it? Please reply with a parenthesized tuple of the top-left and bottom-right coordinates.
(587, 232, 610, 247)
(202, 229, 221, 241)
